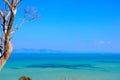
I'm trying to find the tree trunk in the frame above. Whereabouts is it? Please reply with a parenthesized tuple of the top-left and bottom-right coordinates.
(4, 10, 15, 61)
(0, 0, 23, 70)
(0, 38, 13, 70)
(4, 38, 13, 60)
(0, 13, 14, 70)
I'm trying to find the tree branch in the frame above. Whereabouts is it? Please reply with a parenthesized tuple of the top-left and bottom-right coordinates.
(15, 0, 22, 6)
(3, 0, 12, 10)
(0, 11, 4, 18)
(11, 18, 25, 34)
(11, 0, 15, 5)
(6, 11, 11, 19)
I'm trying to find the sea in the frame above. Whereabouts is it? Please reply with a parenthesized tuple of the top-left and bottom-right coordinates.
(0, 52, 120, 80)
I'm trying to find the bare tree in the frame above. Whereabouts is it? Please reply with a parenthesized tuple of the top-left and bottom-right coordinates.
(0, 0, 38, 70)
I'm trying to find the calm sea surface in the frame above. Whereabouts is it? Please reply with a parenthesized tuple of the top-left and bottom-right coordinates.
(0, 53, 120, 80)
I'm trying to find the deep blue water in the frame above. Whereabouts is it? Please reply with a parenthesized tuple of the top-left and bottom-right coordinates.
(9, 52, 120, 61)
(5, 52, 120, 73)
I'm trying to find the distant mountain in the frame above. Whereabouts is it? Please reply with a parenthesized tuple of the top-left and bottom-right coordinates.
(13, 49, 64, 54)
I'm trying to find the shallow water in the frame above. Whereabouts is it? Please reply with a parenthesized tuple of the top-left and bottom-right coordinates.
(0, 53, 120, 80)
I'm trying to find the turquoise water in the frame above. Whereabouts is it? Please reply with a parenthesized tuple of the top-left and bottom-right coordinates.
(0, 53, 120, 80)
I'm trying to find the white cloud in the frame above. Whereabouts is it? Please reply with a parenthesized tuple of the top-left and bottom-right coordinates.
(96, 40, 112, 45)
(98, 41, 105, 44)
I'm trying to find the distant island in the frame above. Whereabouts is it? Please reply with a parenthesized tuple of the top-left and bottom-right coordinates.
(13, 49, 64, 54)
(12, 49, 120, 54)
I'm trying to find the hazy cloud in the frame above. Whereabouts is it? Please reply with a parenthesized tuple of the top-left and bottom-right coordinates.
(96, 40, 112, 45)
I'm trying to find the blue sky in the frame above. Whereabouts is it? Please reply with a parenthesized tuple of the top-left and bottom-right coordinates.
(1, 0, 120, 52)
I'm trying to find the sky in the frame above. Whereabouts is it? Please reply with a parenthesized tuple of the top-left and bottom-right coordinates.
(1, 0, 120, 53)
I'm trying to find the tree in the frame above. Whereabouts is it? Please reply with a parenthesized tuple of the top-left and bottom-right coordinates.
(19, 76, 32, 80)
(0, 0, 38, 70)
